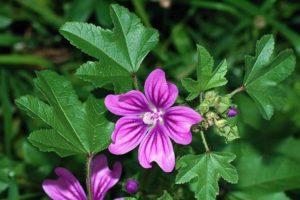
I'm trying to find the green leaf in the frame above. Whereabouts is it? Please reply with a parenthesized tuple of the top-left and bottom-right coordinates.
(0, 54, 53, 68)
(182, 45, 228, 100)
(95, 0, 112, 27)
(243, 35, 275, 85)
(16, 0, 64, 28)
(227, 191, 290, 200)
(236, 144, 300, 193)
(243, 35, 296, 119)
(157, 190, 173, 200)
(0, 33, 22, 47)
(276, 137, 300, 161)
(176, 152, 238, 200)
(65, 0, 94, 22)
(76, 61, 133, 93)
(0, 15, 12, 29)
(60, 4, 159, 73)
(16, 70, 114, 157)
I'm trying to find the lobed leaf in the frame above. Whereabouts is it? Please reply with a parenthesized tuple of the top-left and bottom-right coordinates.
(176, 152, 238, 200)
(76, 61, 132, 93)
(16, 70, 114, 157)
(182, 45, 228, 100)
(60, 4, 159, 73)
(243, 35, 295, 119)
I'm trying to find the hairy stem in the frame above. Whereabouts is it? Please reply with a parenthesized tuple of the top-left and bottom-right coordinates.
(132, 73, 139, 90)
(86, 154, 93, 200)
(200, 131, 210, 152)
(229, 85, 245, 97)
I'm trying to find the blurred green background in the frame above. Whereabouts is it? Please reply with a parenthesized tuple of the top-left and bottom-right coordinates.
(0, 0, 299, 199)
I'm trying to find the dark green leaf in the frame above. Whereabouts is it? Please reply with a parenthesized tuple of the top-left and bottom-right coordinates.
(95, 0, 112, 27)
(182, 45, 228, 100)
(16, 70, 114, 157)
(60, 4, 159, 73)
(236, 145, 300, 193)
(76, 61, 133, 93)
(65, 0, 94, 22)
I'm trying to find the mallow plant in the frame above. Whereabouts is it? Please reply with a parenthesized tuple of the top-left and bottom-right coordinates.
(15, 4, 296, 200)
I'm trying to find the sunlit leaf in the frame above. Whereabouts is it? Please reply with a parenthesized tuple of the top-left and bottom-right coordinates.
(176, 152, 238, 200)
(243, 35, 296, 119)
(60, 4, 159, 73)
(182, 45, 228, 100)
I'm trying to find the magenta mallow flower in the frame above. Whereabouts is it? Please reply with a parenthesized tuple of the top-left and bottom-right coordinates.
(42, 154, 122, 200)
(125, 179, 139, 194)
(228, 107, 238, 117)
(105, 69, 203, 172)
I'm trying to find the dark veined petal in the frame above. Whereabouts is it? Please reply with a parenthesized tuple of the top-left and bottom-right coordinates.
(144, 69, 178, 109)
(42, 168, 87, 200)
(138, 124, 175, 172)
(105, 90, 150, 116)
(164, 106, 202, 144)
(91, 154, 122, 200)
(109, 116, 148, 155)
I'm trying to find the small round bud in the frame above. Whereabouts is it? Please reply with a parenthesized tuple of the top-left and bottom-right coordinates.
(199, 102, 209, 114)
(227, 108, 238, 117)
(125, 179, 139, 194)
(215, 119, 227, 128)
(205, 91, 217, 102)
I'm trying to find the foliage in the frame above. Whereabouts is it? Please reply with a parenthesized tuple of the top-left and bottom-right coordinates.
(0, 0, 299, 199)
(176, 152, 238, 200)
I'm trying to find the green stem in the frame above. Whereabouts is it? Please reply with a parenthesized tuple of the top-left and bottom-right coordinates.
(132, 73, 139, 90)
(200, 131, 210, 152)
(229, 85, 245, 97)
(86, 154, 93, 200)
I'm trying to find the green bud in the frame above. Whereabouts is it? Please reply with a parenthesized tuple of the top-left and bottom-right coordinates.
(215, 96, 231, 114)
(205, 91, 217, 102)
(226, 126, 239, 142)
(199, 102, 209, 114)
(215, 119, 227, 128)
(215, 125, 239, 143)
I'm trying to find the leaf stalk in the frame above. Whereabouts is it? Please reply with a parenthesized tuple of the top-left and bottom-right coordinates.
(86, 153, 93, 200)
(200, 131, 210, 152)
(229, 85, 245, 97)
(132, 73, 139, 90)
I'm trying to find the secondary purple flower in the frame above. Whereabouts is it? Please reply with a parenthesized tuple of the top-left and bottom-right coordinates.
(228, 107, 238, 117)
(125, 179, 139, 194)
(105, 69, 203, 172)
(42, 154, 122, 200)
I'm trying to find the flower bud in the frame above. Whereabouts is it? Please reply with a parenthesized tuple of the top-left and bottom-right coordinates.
(199, 102, 209, 114)
(215, 119, 227, 128)
(227, 107, 238, 117)
(215, 96, 231, 114)
(125, 179, 139, 194)
(205, 91, 217, 102)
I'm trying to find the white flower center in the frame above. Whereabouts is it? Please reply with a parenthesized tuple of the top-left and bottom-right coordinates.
(142, 109, 164, 125)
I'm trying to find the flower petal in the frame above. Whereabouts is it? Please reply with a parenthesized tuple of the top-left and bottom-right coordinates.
(91, 154, 122, 200)
(144, 69, 178, 109)
(138, 124, 175, 172)
(164, 106, 203, 144)
(42, 168, 87, 200)
(109, 116, 148, 155)
(105, 90, 150, 116)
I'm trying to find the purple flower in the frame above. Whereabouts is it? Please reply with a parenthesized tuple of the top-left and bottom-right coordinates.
(105, 69, 203, 172)
(42, 154, 122, 200)
(125, 179, 139, 194)
(228, 107, 238, 117)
